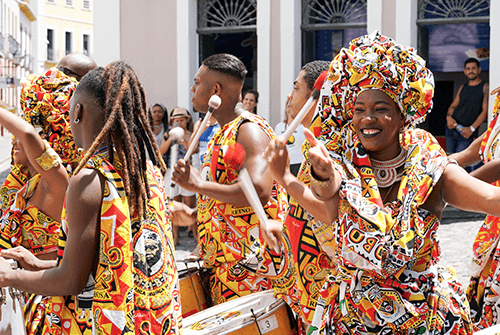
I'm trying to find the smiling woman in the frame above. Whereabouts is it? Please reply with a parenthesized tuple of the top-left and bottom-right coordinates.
(265, 31, 500, 335)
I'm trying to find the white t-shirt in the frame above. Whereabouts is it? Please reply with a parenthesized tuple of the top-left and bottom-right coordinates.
(274, 122, 306, 165)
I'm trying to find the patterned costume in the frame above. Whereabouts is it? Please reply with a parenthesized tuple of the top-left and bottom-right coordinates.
(0, 164, 30, 217)
(198, 111, 288, 304)
(280, 31, 472, 335)
(0, 68, 79, 335)
(466, 95, 500, 331)
(43, 152, 182, 335)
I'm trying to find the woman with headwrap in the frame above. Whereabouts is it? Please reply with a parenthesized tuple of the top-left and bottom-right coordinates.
(0, 68, 79, 334)
(266, 31, 500, 335)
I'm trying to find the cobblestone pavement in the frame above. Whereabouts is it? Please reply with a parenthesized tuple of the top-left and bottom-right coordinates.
(438, 219, 483, 287)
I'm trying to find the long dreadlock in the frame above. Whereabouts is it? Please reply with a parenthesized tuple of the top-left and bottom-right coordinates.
(73, 62, 167, 218)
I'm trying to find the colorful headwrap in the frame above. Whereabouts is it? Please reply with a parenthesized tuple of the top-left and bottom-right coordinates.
(327, 30, 434, 128)
(20, 68, 81, 164)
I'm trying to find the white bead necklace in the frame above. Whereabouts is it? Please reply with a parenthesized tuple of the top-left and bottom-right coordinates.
(370, 149, 407, 188)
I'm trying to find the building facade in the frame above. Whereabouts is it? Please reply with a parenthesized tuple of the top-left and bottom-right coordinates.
(32, 0, 93, 74)
(94, 0, 499, 137)
(0, 0, 36, 112)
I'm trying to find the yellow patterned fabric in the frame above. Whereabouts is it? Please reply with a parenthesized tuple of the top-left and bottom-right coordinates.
(0, 174, 59, 255)
(466, 94, 500, 331)
(278, 31, 471, 335)
(20, 67, 81, 164)
(0, 164, 30, 217)
(309, 128, 471, 335)
(41, 152, 182, 334)
(198, 112, 289, 304)
(0, 174, 61, 335)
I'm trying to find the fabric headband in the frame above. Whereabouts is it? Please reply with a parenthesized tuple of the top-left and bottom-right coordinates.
(327, 30, 435, 128)
(20, 68, 81, 164)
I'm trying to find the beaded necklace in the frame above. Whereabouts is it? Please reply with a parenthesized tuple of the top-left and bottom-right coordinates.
(370, 148, 407, 188)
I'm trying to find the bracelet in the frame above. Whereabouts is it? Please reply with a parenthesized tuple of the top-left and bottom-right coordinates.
(446, 114, 453, 117)
(309, 167, 331, 188)
(311, 185, 336, 201)
(35, 140, 62, 171)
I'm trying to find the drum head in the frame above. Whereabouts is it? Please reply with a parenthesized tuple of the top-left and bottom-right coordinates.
(183, 290, 283, 335)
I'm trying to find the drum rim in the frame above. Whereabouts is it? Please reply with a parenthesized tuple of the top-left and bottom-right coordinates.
(183, 291, 287, 334)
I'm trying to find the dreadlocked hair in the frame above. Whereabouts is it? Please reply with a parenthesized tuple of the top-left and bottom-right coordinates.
(73, 61, 167, 218)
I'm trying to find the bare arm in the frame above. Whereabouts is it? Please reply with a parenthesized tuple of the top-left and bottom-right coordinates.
(441, 163, 500, 216)
(446, 85, 463, 130)
(173, 121, 273, 207)
(470, 159, 500, 184)
(0, 108, 68, 193)
(449, 134, 483, 167)
(0, 168, 103, 295)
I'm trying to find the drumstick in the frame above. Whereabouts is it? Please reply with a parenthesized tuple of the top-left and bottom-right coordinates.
(282, 70, 327, 141)
(169, 126, 185, 200)
(225, 143, 280, 253)
(184, 95, 221, 160)
(255, 71, 328, 177)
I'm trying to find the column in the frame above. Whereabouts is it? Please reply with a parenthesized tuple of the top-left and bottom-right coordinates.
(489, 0, 500, 123)
(257, 0, 271, 122)
(279, 0, 300, 121)
(395, 0, 418, 48)
(176, 0, 198, 110)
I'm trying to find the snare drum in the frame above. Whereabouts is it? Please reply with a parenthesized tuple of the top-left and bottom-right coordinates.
(475, 324, 500, 335)
(0, 287, 26, 335)
(178, 261, 211, 317)
(183, 290, 296, 335)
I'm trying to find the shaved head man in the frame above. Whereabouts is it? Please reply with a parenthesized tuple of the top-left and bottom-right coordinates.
(57, 53, 97, 81)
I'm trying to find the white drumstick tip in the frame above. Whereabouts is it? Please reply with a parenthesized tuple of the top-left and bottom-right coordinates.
(208, 95, 221, 109)
(169, 127, 185, 141)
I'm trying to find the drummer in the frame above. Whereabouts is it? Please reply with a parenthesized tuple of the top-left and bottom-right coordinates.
(265, 31, 500, 334)
(172, 53, 290, 305)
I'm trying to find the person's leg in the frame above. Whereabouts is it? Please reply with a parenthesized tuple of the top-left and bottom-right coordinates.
(183, 194, 198, 240)
(173, 194, 182, 245)
(455, 136, 474, 172)
(445, 127, 457, 155)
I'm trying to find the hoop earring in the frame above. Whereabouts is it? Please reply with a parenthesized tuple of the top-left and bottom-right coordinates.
(74, 118, 80, 124)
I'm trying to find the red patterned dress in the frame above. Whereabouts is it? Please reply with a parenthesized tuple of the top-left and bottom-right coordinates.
(309, 128, 471, 335)
(41, 152, 182, 335)
(198, 112, 289, 304)
(466, 95, 500, 331)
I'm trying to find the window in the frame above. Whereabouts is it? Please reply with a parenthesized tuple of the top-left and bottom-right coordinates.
(83, 34, 89, 55)
(65, 0, 73, 7)
(46, 0, 56, 4)
(82, 0, 91, 10)
(47, 29, 54, 60)
(65, 31, 72, 55)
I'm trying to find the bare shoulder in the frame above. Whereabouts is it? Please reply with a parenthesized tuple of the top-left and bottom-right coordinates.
(237, 121, 271, 155)
(67, 168, 104, 209)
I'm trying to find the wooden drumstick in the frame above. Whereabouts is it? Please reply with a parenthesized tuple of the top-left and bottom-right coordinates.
(184, 95, 221, 160)
(225, 143, 280, 253)
(282, 70, 327, 142)
(169, 126, 185, 200)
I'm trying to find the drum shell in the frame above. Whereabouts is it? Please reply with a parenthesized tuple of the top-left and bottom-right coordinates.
(179, 268, 210, 317)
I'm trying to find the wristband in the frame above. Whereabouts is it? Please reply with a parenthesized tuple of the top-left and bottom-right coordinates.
(470, 125, 476, 132)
